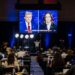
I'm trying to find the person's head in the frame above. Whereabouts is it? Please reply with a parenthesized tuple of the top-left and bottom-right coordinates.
(6, 47, 13, 54)
(67, 49, 74, 56)
(24, 11, 32, 23)
(48, 48, 52, 53)
(44, 12, 53, 24)
(3, 42, 8, 49)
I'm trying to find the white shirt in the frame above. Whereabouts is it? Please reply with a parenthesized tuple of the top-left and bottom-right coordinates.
(61, 52, 68, 59)
(46, 22, 51, 30)
(34, 41, 40, 47)
(25, 22, 32, 30)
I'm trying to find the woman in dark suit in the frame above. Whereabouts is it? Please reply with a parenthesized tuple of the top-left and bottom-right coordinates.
(40, 12, 56, 32)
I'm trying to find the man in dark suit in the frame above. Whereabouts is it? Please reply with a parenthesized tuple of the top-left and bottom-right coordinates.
(40, 12, 56, 32)
(20, 11, 38, 33)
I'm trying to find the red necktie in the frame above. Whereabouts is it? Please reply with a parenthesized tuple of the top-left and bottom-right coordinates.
(28, 23, 31, 33)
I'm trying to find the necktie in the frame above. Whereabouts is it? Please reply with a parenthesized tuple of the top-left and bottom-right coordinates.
(28, 23, 31, 33)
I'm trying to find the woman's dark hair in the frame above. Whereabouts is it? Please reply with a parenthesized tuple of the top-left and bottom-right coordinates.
(7, 53, 15, 65)
(52, 52, 64, 72)
(43, 12, 54, 23)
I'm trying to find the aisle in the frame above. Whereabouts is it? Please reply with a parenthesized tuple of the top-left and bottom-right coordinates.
(30, 56, 44, 75)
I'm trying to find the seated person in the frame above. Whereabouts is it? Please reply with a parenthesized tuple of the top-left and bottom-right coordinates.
(52, 52, 65, 72)
(2, 48, 20, 72)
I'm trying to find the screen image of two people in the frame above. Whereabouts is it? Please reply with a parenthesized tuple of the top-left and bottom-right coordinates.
(19, 10, 58, 33)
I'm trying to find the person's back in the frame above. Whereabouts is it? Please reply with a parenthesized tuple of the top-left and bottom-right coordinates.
(7, 53, 15, 66)
(3, 53, 20, 71)
(52, 52, 64, 72)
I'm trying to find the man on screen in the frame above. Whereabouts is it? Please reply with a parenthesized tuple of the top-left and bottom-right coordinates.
(40, 12, 56, 32)
(21, 11, 38, 33)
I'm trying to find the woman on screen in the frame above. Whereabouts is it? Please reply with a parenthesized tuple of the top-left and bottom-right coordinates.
(40, 12, 56, 32)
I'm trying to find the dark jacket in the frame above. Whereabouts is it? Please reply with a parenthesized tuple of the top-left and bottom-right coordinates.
(40, 23, 56, 31)
(20, 21, 38, 33)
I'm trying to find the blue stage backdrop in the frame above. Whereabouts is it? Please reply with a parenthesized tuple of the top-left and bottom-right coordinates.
(45, 32, 51, 49)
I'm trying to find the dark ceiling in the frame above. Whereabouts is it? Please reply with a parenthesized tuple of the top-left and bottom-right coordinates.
(0, 0, 75, 21)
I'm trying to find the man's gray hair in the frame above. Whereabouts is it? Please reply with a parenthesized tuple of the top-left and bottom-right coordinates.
(25, 11, 32, 16)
